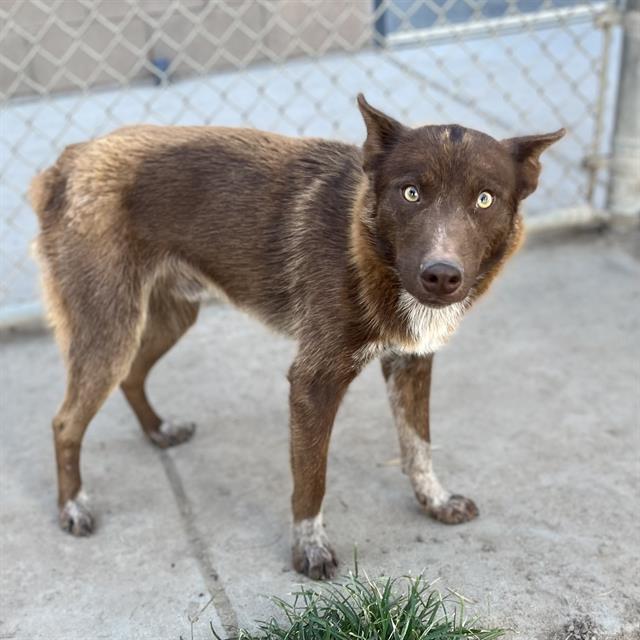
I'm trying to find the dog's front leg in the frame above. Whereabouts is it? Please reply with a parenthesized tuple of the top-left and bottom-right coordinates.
(381, 352, 479, 524)
(288, 357, 354, 579)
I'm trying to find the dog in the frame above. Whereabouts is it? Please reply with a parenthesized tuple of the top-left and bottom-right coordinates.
(29, 94, 563, 579)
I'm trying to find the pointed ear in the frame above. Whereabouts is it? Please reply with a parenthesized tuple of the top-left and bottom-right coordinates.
(502, 128, 565, 199)
(357, 93, 407, 172)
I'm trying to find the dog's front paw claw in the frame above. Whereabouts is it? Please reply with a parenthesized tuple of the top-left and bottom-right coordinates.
(429, 494, 479, 524)
(59, 498, 94, 536)
(149, 420, 196, 448)
(293, 542, 338, 580)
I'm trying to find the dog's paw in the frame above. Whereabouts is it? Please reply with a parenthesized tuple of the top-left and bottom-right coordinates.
(292, 516, 338, 580)
(149, 420, 196, 449)
(428, 494, 479, 525)
(59, 495, 94, 536)
(293, 540, 338, 580)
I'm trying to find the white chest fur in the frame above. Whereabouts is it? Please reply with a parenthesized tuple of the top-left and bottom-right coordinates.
(395, 291, 469, 355)
(353, 291, 470, 364)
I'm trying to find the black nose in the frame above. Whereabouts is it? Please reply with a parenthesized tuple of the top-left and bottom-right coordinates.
(420, 261, 463, 296)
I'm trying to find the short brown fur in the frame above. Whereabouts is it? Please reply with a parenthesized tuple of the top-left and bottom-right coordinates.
(30, 95, 563, 577)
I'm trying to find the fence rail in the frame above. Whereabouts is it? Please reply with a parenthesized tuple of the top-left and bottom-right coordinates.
(0, 0, 628, 327)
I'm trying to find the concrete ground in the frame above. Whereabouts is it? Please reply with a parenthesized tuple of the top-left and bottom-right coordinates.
(0, 228, 639, 640)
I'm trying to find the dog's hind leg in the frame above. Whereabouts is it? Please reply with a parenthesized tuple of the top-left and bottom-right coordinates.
(120, 290, 199, 448)
(45, 260, 151, 536)
(381, 352, 479, 524)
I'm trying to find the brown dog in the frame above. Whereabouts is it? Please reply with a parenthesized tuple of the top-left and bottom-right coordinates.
(29, 94, 563, 579)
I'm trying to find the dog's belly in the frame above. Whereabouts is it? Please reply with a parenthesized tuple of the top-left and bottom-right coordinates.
(157, 257, 300, 338)
(154, 258, 234, 314)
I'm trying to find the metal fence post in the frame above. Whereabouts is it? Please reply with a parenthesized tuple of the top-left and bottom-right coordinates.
(608, 0, 640, 223)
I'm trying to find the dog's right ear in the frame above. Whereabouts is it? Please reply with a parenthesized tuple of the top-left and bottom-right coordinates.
(357, 93, 406, 172)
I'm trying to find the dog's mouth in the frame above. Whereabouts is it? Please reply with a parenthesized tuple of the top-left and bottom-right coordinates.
(406, 287, 471, 309)
(400, 288, 471, 314)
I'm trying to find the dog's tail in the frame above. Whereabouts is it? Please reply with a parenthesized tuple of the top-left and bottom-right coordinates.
(28, 143, 85, 227)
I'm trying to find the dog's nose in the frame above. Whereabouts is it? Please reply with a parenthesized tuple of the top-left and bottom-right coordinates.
(420, 261, 463, 296)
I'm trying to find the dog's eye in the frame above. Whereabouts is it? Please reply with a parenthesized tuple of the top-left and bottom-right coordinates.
(402, 185, 420, 202)
(476, 191, 494, 209)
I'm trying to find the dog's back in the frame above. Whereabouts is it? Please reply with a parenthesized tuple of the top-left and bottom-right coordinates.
(31, 125, 364, 337)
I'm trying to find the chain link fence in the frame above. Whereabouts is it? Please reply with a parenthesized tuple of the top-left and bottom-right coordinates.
(0, 0, 625, 323)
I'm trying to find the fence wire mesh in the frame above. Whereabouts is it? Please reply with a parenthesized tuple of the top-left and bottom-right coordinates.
(0, 0, 621, 316)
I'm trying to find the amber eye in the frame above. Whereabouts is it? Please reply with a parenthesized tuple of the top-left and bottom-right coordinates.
(403, 185, 420, 202)
(476, 191, 494, 209)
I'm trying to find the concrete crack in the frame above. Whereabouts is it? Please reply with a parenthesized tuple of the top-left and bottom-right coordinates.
(160, 450, 239, 637)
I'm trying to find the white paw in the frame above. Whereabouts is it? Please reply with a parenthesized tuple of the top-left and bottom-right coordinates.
(149, 420, 196, 448)
(59, 492, 94, 536)
(292, 514, 338, 580)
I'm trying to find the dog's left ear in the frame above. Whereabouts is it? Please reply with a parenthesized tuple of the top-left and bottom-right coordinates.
(357, 93, 407, 172)
(502, 128, 565, 199)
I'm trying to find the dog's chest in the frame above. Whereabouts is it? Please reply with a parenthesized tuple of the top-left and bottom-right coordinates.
(397, 292, 468, 354)
(356, 293, 468, 363)
(396, 316, 456, 355)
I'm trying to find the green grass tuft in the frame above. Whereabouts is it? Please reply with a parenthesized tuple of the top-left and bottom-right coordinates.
(211, 568, 507, 640)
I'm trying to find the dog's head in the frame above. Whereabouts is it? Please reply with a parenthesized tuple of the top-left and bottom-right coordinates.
(357, 94, 564, 307)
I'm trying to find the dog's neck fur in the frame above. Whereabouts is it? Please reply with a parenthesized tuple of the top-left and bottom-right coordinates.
(348, 178, 471, 361)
